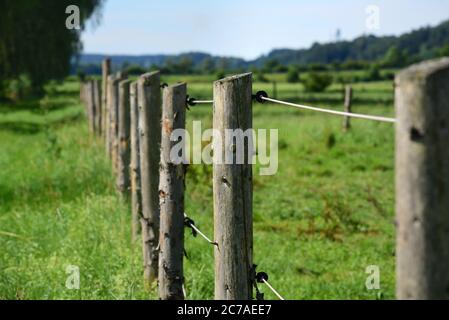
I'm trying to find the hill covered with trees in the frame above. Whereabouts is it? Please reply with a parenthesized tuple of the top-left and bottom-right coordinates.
(77, 18, 449, 75)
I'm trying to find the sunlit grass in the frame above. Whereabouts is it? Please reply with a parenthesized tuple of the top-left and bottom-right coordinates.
(0, 76, 394, 300)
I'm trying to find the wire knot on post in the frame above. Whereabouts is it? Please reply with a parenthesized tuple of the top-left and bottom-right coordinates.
(184, 216, 197, 237)
(252, 91, 268, 104)
(256, 272, 269, 283)
(186, 95, 197, 107)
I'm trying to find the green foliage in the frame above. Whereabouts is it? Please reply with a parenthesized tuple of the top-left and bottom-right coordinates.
(286, 67, 300, 83)
(438, 44, 449, 57)
(0, 1, 104, 96)
(0, 77, 396, 300)
(215, 70, 226, 80)
(6, 74, 33, 101)
(382, 47, 407, 68)
(365, 64, 382, 81)
(263, 59, 280, 73)
(124, 64, 147, 76)
(256, 72, 269, 83)
(302, 73, 333, 92)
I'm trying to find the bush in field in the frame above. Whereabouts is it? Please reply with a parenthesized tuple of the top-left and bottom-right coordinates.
(256, 72, 269, 83)
(365, 64, 382, 81)
(215, 70, 226, 80)
(125, 64, 147, 75)
(286, 67, 300, 83)
(302, 73, 333, 92)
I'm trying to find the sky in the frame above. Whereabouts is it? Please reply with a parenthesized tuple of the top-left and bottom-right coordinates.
(81, 0, 449, 60)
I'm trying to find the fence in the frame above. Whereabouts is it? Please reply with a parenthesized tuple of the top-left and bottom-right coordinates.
(79, 57, 449, 300)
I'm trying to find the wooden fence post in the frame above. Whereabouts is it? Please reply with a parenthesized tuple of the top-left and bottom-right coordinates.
(110, 76, 122, 172)
(213, 73, 253, 300)
(117, 79, 132, 195)
(86, 80, 96, 134)
(343, 85, 352, 131)
(105, 75, 115, 158)
(158, 83, 187, 300)
(102, 58, 111, 137)
(130, 81, 142, 241)
(138, 71, 162, 287)
(93, 79, 102, 135)
(395, 57, 449, 299)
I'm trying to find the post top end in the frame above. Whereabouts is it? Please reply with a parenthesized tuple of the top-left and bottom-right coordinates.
(214, 72, 252, 85)
(396, 57, 449, 82)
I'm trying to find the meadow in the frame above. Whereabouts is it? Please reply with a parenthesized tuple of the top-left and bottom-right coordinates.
(0, 72, 395, 300)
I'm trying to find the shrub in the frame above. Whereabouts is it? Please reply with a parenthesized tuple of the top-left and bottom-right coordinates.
(365, 64, 381, 81)
(302, 73, 333, 92)
(256, 72, 269, 83)
(286, 67, 300, 83)
(215, 70, 226, 80)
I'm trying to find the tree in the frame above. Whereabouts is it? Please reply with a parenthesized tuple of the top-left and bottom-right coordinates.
(438, 44, 449, 57)
(200, 57, 215, 74)
(365, 64, 381, 81)
(286, 67, 300, 83)
(263, 59, 280, 73)
(0, 0, 104, 95)
(382, 46, 406, 68)
(302, 73, 333, 92)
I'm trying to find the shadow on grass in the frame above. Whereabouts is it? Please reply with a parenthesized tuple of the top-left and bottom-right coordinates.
(0, 113, 83, 135)
(0, 100, 75, 115)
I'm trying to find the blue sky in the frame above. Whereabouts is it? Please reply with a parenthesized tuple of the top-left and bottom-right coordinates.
(82, 0, 449, 60)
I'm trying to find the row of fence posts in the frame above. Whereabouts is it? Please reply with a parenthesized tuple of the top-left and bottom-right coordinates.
(80, 62, 254, 299)
(80, 57, 449, 300)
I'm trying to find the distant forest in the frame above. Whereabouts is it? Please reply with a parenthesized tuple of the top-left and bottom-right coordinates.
(76, 19, 449, 75)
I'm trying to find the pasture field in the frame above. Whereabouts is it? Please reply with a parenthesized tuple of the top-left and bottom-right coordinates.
(0, 74, 395, 300)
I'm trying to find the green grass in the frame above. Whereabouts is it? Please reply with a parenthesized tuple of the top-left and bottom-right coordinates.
(0, 75, 395, 300)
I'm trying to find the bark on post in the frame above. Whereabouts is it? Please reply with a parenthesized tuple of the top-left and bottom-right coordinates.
(110, 76, 121, 173)
(343, 85, 352, 131)
(102, 58, 111, 137)
(158, 83, 187, 300)
(117, 79, 132, 195)
(86, 80, 96, 134)
(395, 57, 449, 299)
(130, 81, 142, 241)
(105, 75, 115, 159)
(213, 73, 253, 300)
(138, 71, 162, 287)
(93, 79, 102, 135)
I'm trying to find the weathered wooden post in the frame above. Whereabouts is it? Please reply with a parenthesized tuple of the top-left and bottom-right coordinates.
(343, 85, 352, 131)
(110, 76, 121, 173)
(93, 79, 102, 135)
(213, 73, 253, 300)
(138, 71, 162, 287)
(102, 58, 111, 137)
(130, 81, 142, 241)
(86, 80, 96, 134)
(80, 81, 86, 107)
(158, 83, 187, 300)
(117, 79, 132, 194)
(395, 57, 449, 299)
(105, 75, 115, 158)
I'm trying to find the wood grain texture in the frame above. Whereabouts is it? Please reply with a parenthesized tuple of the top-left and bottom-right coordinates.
(117, 79, 132, 194)
(110, 77, 120, 173)
(102, 58, 111, 137)
(130, 81, 142, 241)
(158, 83, 186, 300)
(395, 58, 449, 299)
(138, 71, 162, 286)
(213, 73, 253, 300)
